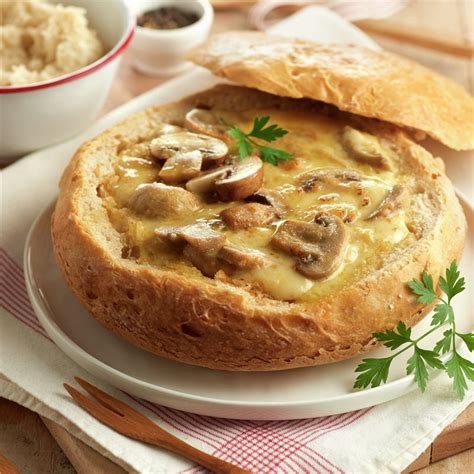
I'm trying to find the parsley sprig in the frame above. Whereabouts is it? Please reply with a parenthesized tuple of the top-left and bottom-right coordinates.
(354, 261, 473, 399)
(226, 116, 294, 165)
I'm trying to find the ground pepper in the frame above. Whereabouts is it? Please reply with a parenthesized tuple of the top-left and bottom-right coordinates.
(137, 6, 199, 30)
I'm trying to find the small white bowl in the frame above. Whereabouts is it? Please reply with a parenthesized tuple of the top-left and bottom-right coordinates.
(0, 0, 135, 163)
(130, 0, 214, 77)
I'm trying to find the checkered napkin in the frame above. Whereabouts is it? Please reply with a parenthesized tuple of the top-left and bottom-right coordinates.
(1, 6, 473, 474)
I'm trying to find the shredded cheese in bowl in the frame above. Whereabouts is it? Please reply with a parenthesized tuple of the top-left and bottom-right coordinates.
(0, 0, 104, 86)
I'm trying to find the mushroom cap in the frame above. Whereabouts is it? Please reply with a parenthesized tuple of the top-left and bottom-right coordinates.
(185, 165, 233, 194)
(158, 150, 203, 183)
(183, 244, 230, 277)
(150, 131, 228, 164)
(366, 184, 407, 220)
(184, 108, 230, 140)
(128, 183, 200, 218)
(271, 216, 348, 279)
(245, 188, 288, 216)
(313, 204, 359, 224)
(215, 155, 264, 202)
(220, 203, 278, 230)
(156, 223, 266, 276)
(297, 168, 363, 193)
(341, 126, 392, 170)
(156, 222, 225, 253)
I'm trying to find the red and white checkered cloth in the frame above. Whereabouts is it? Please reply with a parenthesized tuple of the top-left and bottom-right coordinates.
(1, 6, 472, 473)
(2, 246, 471, 472)
(0, 246, 368, 472)
(0, 261, 370, 471)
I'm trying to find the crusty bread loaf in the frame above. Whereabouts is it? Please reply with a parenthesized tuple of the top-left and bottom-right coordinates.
(52, 85, 466, 371)
(190, 32, 474, 151)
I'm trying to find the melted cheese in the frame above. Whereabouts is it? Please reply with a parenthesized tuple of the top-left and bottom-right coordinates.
(104, 108, 416, 302)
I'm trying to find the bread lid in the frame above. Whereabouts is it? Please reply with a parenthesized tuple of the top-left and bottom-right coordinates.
(190, 32, 474, 151)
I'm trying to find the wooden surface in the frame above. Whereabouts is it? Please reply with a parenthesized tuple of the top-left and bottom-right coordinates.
(1, 1, 473, 473)
(41, 417, 125, 474)
(0, 399, 74, 474)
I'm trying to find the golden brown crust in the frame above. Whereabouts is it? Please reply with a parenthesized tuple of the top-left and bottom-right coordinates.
(52, 85, 466, 371)
(190, 32, 474, 151)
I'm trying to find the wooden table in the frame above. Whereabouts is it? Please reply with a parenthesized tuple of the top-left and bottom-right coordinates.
(1, 1, 473, 472)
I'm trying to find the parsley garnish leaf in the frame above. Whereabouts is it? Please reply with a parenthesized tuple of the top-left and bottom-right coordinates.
(227, 127, 253, 159)
(434, 329, 454, 354)
(249, 116, 270, 135)
(406, 348, 443, 392)
(440, 261, 465, 301)
(257, 146, 294, 166)
(417, 348, 445, 370)
(445, 352, 474, 400)
(354, 357, 393, 389)
(248, 116, 289, 142)
(374, 321, 412, 350)
(431, 303, 454, 326)
(456, 332, 474, 352)
(226, 116, 294, 165)
(354, 260, 473, 400)
(407, 350, 430, 392)
(227, 127, 246, 142)
(408, 272, 437, 304)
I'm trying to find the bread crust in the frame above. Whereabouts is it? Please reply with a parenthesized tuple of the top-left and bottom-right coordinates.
(190, 32, 474, 151)
(52, 85, 466, 371)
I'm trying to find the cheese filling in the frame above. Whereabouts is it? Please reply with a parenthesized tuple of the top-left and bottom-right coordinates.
(103, 108, 417, 302)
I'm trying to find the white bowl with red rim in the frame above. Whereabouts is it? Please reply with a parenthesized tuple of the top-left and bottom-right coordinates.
(0, 0, 136, 164)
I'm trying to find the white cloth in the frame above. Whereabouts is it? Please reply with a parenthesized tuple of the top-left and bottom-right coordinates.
(1, 7, 473, 474)
(248, 0, 409, 30)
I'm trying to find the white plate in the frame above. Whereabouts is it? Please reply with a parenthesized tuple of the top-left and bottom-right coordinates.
(24, 197, 473, 420)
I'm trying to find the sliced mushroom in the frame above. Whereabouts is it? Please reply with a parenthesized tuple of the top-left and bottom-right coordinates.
(183, 244, 232, 277)
(220, 203, 278, 230)
(271, 216, 348, 279)
(245, 188, 288, 216)
(156, 223, 264, 276)
(298, 168, 363, 192)
(157, 223, 227, 277)
(157, 123, 183, 135)
(150, 131, 228, 167)
(313, 204, 358, 224)
(366, 184, 407, 220)
(128, 183, 200, 218)
(215, 155, 264, 202)
(184, 108, 229, 140)
(341, 126, 392, 170)
(185, 165, 233, 194)
(158, 150, 202, 183)
(156, 222, 225, 253)
(218, 245, 267, 270)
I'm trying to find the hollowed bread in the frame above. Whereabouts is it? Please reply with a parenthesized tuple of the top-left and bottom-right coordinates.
(52, 35, 469, 371)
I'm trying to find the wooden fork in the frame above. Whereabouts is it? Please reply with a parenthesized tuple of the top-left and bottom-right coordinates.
(64, 377, 249, 474)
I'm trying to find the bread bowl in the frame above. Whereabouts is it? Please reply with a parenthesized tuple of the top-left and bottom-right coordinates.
(52, 32, 470, 371)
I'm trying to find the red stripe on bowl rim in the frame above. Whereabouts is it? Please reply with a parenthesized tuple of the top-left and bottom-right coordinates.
(0, 12, 136, 94)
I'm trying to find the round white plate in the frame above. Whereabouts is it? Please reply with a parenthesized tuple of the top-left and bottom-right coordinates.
(24, 197, 473, 420)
